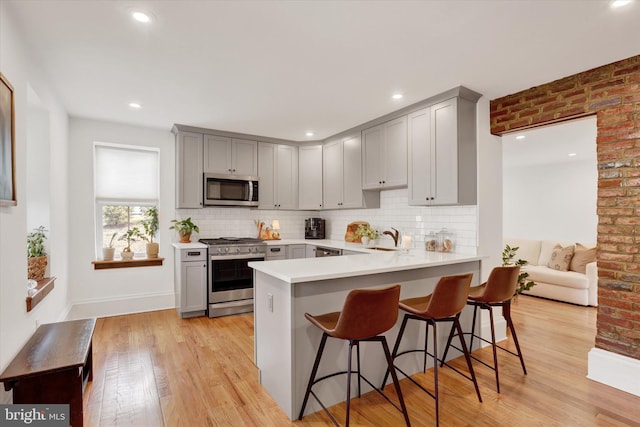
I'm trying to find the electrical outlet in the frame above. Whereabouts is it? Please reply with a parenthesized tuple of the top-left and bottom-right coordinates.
(267, 293, 273, 312)
(35, 318, 40, 328)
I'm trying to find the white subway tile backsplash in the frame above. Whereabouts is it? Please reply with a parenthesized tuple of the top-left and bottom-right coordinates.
(175, 188, 477, 254)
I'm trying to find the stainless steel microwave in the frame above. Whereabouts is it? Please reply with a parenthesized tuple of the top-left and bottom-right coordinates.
(203, 173, 259, 207)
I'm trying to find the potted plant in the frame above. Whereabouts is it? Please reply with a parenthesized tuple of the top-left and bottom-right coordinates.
(103, 232, 117, 261)
(27, 226, 48, 281)
(170, 217, 199, 243)
(119, 227, 142, 260)
(141, 206, 159, 258)
(354, 224, 379, 245)
(502, 244, 537, 296)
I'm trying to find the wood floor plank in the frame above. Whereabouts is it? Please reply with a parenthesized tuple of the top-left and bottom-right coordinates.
(84, 295, 640, 426)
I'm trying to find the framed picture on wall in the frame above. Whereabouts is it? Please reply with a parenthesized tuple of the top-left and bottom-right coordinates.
(0, 72, 16, 206)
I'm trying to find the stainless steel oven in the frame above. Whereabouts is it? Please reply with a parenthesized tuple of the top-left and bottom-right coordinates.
(200, 238, 266, 317)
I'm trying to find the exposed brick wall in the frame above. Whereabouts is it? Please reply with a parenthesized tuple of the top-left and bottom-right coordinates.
(490, 55, 640, 360)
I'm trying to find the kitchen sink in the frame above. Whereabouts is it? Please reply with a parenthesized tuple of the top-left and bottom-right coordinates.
(368, 246, 398, 251)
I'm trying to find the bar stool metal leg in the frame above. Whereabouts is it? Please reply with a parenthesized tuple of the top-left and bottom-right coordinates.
(299, 332, 329, 420)
(504, 301, 527, 375)
(346, 340, 354, 426)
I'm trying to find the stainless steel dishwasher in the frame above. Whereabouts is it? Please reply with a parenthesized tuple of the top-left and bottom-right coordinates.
(315, 246, 342, 257)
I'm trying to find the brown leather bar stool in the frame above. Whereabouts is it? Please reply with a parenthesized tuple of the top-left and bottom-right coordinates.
(441, 265, 527, 393)
(298, 284, 411, 427)
(381, 273, 482, 427)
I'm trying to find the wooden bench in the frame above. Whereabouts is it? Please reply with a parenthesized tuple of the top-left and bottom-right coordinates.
(0, 318, 96, 427)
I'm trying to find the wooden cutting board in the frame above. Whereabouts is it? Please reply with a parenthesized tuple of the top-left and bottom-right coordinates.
(344, 221, 369, 243)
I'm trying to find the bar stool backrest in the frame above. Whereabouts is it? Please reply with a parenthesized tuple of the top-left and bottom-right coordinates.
(423, 273, 474, 319)
(479, 266, 521, 303)
(332, 285, 401, 340)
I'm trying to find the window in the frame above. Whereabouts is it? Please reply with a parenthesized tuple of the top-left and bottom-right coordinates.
(94, 142, 159, 259)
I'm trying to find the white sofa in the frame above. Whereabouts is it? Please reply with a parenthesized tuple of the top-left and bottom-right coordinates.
(504, 238, 598, 307)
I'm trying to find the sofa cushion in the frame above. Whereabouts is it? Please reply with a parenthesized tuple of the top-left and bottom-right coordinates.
(547, 244, 575, 271)
(539, 240, 565, 266)
(570, 243, 596, 274)
(524, 265, 590, 289)
(505, 238, 541, 266)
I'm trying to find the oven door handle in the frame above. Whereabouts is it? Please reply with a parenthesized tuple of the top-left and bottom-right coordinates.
(210, 254, 266, 261)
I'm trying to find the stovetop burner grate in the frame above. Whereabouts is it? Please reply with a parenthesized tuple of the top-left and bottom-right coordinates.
(199, 237, 263, 245)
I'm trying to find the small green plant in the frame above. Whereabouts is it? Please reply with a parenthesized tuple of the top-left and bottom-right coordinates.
(354, 223, 379, 240)
(169, 217, 200, 235)
(119, 227, 142, 250)
(27, 226, 47, 258)
(106, 232, 118, 248)
(141, 206, 159, 243)
(502, 244, 536, 295)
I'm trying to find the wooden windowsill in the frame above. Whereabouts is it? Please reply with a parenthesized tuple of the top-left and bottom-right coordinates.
(92, 257, 164, 270)
(26, 277, 56, 312)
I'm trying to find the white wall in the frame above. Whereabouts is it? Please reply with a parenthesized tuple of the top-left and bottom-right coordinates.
(0, 2, 70, 386)
(503, 159, 597, 243)
(476, 98, 503, 280)
(66, 118, 176, 319)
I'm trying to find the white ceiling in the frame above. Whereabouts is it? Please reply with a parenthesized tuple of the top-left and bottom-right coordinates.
(502, 116, 597, 168)
(6, 0, 640, 141)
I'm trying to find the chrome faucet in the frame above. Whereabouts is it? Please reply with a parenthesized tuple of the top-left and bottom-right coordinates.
(383, 227, 400, 247)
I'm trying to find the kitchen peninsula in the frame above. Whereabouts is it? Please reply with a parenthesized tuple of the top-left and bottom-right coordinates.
(249, 245, 483, 420)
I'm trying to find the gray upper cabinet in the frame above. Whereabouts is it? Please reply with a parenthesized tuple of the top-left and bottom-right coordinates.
(258, 142, 298, 210)
(323, 134, 378, 209)
(408, 96, 478, 206)
(204, 135, 258, 176)
(298, 145, 323, 210)
(362, 116, 407, 190)
(175, 131, 204, 208)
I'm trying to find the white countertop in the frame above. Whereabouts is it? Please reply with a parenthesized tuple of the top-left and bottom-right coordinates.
(249, 241, 482, 284)
(171, 242, 207, 249)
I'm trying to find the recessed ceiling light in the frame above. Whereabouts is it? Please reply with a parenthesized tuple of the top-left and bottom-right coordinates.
(515, 135, 526, 140)
(392, 93, 404, 100)
(132, 11, 151, 23)
(568, 153, 577, 157)
(305, 131, 314, 137)
(128, 102, 142, 109)
(611, 0, 632, 8)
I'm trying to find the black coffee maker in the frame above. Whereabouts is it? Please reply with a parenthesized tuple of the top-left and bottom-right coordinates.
(305, 218, 325, 239)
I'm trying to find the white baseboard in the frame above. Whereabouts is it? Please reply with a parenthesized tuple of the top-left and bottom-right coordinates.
(66, 291, 175, 320)
(588, 347, 640, 397)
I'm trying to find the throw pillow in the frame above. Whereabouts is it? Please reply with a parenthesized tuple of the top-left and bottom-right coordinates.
(570, 243, 596, 274)
(547, 244, 575, 271)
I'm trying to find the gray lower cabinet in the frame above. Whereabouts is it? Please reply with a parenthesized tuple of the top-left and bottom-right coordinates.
(408, 93, 480, 206)
(305, 245, 316, 258)
(265, 245, 286, 260)
(287, 244, 306, 259)
(174, 247, 207, 318)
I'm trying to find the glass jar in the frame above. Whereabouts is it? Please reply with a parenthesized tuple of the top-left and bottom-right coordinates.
(424, 232, 438, 251)
(437, 228, 455, 253)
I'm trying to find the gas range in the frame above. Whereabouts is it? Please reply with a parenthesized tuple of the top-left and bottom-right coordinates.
(199, 237, 266, 257)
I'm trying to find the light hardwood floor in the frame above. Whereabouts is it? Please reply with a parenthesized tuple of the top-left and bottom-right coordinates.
(84, 295, 640, 426)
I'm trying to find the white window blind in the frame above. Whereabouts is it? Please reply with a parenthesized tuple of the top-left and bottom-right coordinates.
(94, 143, 159, 203)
